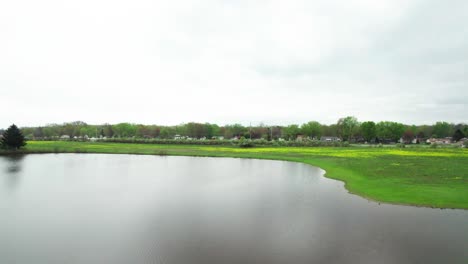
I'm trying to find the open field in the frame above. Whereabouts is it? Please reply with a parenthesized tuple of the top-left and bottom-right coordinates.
(2, 141, 468, 209)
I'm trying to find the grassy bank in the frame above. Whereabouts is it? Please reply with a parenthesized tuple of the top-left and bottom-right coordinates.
(3, 141, 468, 209)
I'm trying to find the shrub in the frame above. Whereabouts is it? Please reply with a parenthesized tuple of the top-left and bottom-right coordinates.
(238, 138, 254, 148)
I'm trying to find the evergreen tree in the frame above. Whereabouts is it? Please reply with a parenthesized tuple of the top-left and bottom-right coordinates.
(452, 129, 465, 142)
(1, 124, 27, 150)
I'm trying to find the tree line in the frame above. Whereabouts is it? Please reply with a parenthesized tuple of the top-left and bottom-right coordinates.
(7, 117, 468, 143)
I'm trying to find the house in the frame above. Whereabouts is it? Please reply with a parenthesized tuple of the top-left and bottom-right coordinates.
(60, 135, 70, 140)
(296, 134, 305, 141)
(456, 138, 468, 147)
(320, 136, 341, 142)
(400, 137, 422, 144)
(174, 134, 185, 140)
(426, 137, 452, 144)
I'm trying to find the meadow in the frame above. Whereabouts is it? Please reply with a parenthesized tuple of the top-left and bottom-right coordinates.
(4, 141, 468, 209)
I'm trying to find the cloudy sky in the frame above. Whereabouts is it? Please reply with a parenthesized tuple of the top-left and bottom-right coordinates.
(0, 0, 467, 128)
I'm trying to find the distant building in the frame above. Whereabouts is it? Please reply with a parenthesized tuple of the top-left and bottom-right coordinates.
(456, 138, 468, 147)
(426, 137, 452, 144)
(174, 135, 185, 140)
(60, 135, 70, 140)
(320, 136, 341, 142)
(411, 137, 426, 144)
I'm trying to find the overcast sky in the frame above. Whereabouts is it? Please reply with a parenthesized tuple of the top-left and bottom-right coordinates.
(1, 0, 467, 128)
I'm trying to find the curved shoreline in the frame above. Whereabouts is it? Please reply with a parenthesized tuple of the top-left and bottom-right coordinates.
(1, 141, 468, 209)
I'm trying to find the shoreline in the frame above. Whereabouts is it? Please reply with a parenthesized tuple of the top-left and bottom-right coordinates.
(1, 141, 468, 210)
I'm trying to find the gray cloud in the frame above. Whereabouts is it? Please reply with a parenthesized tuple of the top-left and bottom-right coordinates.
(0, 0, 466, 128)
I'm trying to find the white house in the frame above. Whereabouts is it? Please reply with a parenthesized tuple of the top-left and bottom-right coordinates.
(426, 137, 452, 144)
(320, 136, 341, 142)
(174, 134, 185, 140)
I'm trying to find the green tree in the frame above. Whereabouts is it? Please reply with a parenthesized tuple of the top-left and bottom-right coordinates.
(21, 127, 34, 138)
(301, 121, 322, 139)
(159, 127, 175, 139)
(337, 116, 359, 141)
(321, 124, 338, 137)
(113, 123, 137, 138)
(78, 126, 97, 138)
(282, 124, 300, 140)
(376, 121, 405, 142)
(415, 125, 431, 139)
(1, 124, 27, 150)
(102, 124, 114, 138)
(206, 124, 220, 138)
(360, 121, 376, 142)
(432, 122, 452, 138)
(33, 127, 44, 138)
(186, 122, 206, 138)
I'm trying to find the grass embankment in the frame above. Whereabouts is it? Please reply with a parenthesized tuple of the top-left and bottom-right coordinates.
(3, 141, 468, 209)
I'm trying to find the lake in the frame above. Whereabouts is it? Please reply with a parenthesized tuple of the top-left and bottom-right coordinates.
(0, 154, 467, 264)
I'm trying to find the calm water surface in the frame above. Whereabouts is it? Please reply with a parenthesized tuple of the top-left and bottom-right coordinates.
(0, 154, 467, 264)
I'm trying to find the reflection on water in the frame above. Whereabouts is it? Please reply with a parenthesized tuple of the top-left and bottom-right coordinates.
(0, 154, 467, 264)
(2, 154, 25, 173)
(0, 155, 25, 190)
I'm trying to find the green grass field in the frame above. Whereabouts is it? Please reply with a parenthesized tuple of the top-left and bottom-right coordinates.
(3, 141, 468, 209)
